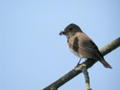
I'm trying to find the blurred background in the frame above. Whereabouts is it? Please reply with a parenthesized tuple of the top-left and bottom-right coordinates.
(0, 0, 120, 90)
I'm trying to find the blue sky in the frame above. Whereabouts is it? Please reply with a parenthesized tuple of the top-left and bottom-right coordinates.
(0, 0, 120, 90)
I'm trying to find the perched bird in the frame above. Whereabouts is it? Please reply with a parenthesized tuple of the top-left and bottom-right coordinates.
(59, 23, 112, 68)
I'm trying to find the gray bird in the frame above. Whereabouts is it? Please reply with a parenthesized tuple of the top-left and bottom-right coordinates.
(59, 23, 112, 68)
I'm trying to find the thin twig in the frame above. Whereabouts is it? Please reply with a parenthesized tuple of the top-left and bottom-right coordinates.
(81, 64, 92, 90)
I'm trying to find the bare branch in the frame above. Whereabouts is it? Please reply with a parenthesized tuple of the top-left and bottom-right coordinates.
(81, 64, 92, 90)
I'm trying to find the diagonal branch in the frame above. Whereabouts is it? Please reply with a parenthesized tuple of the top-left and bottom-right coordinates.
(43, 37, 120, 90)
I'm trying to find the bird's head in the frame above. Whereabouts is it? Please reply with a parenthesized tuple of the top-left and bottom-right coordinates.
(59, 23, 82, 37)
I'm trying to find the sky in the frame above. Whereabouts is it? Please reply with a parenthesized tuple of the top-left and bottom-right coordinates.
(0, 0, 120, 90)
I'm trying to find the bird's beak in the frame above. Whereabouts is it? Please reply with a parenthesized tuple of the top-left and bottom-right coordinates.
(59, 31, 66, 35)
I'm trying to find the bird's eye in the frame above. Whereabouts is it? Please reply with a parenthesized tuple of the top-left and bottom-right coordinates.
(69, 28, 73, 31)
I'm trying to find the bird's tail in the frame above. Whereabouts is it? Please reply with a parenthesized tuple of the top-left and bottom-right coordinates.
(100, 59, 112, 69)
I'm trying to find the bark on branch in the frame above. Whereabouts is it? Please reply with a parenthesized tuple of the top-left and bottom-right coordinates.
(43, 37, 120, 90)
(81, 64, 92, 90)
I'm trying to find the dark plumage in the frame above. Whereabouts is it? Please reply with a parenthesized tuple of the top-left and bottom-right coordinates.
(73, 37, 79, 52)
(59, 23, 112, 68)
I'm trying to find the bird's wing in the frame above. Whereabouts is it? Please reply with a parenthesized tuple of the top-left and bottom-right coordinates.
(81, 39, 99, 51)
(77, 33, 103, 59)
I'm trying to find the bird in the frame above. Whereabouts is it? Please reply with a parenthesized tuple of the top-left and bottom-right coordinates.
(59, 23, 112, 69)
